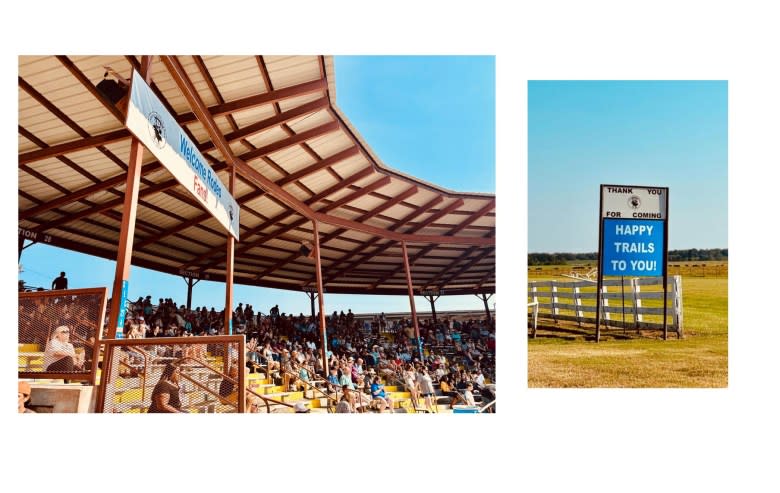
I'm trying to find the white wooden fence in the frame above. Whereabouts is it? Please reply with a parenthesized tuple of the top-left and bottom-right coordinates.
(528, 275, 683, 337)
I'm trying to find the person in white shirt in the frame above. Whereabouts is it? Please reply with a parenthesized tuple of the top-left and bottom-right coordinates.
(416, 367, 436, 412)
(474, 370, 485, 389)
(44, 325, 84, 372)
(463, 383, 477, 407)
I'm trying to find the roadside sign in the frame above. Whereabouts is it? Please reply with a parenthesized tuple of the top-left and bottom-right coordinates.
(601, 218, 664, 276)
(597, 184, 669, 340)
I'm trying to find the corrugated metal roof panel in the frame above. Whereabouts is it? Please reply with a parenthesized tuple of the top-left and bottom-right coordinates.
(17, 55, 493, 296)
(264, 56, 321, 90)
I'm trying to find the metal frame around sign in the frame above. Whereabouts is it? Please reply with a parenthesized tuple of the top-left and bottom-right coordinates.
(596, 184, 670, 342)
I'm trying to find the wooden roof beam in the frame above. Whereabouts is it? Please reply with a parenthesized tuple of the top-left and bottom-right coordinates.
(321, 195, 445, 283)
(56, 55, 126, 123)
(19, 80, 328, 166)
(161, 55, 237, 165)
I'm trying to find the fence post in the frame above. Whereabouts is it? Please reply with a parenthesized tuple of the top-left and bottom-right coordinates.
(601, 284, 610, 325)
(631, 278, 642, 333)
(673, 275, 684, 338)
(529, 283, 538, 337)
(551, 282, 559, 321)
(574, 285, 583, 326)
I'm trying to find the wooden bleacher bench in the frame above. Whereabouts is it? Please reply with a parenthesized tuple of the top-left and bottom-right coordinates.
(265, 392, 291, 402)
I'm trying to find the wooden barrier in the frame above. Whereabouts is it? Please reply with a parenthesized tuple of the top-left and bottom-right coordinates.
(528, 275, 683, 337)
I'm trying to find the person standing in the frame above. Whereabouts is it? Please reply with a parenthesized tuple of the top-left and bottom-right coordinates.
(51, 272, 68, 290)
(416, 367, 436, 412)
(147, 363, 184, 413)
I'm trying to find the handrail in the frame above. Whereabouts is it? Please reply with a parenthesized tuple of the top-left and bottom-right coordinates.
(117, 346, 150, 402)
(479, 399, 496, 413)
(281, 361, 334, 412)
(177, 356, 293, 413)
(95, 334, 247, 412)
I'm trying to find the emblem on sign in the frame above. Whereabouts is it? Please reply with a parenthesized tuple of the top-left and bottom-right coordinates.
(147, 111, 166, 149)
(628, 195, 641, 209)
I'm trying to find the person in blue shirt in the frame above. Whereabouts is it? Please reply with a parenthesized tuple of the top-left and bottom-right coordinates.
(327, 367, 340, 394)
(370, 376, 394, 413)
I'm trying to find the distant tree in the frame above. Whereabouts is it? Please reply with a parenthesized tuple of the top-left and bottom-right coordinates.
(530, 249, 728, 264)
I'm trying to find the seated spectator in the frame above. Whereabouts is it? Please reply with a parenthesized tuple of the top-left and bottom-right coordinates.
(18, 381, 35, 413)
(370, 376, 394, 413)
(463, 383, 476, 407)
(246, 394, 261, 413)
(327, 367, 340, 394)
(219, 365, 239, 403)
(263, 342, 279, 372)
(335, 385, 355, 413)
(44, 325, 84, 372)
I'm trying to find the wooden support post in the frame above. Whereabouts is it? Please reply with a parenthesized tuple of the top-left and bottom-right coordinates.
(183, 276, 200, 311)
(401, 241, 422, 361)
(224, 167, 236, 335)
(312, 220, 328, 376)
(106, 57, 152, 340)
(427, 295, 438, 324)
(479, 293, 493, 322)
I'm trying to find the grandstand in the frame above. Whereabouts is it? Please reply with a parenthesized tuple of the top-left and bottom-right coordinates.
(18, 55, 495, 413)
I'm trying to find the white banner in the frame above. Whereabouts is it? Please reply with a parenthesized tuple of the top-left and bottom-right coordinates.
(125, 70, 240, 240)
(601, 184, 667, 220)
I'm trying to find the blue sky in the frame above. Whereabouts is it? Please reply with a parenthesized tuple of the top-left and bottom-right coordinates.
(17, 56, 496, 316)
(528, 80, 728, 253)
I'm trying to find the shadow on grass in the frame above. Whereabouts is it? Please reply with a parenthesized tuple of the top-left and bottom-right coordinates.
(529, 322, 640, 342)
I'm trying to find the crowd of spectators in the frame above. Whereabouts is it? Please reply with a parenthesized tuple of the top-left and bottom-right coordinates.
(21, 281, 496, 411)
(120, 295, 496, 411)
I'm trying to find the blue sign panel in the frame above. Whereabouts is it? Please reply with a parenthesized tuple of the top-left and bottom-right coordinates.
(115, 279, 129, 338)
(601, 218, 663, 276)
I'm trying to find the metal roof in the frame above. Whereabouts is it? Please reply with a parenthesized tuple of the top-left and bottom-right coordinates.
(18, 55, 495, 296)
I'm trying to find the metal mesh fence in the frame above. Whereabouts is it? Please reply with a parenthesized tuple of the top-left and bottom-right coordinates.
(97, 336, 245, 413)
(18, 288, 107, 381)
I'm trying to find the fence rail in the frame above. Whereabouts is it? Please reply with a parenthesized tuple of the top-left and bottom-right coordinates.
(528, 275, 683, 337)
(96, 335, 246, 413)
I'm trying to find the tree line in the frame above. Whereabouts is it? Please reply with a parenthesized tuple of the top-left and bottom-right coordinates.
(528, 248, 728, 265)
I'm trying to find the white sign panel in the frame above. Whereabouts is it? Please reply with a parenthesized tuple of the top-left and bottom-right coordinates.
(601, 184, 667, 220)
(125, 70, 240, 240)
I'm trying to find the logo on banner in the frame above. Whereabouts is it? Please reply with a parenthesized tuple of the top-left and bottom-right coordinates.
(229, 204, 234, 222)
(147, 111, 166, 149)
(628, 195, 641, 209)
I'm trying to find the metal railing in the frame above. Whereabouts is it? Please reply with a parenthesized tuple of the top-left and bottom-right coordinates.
(280, 362, 335, 412)
(18, 287, 107, 383)
(96, 335, 246, 413)
(479, 399, 496, 413)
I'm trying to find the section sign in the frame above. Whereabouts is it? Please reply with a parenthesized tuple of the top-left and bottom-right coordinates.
(125, 70, 240, 240)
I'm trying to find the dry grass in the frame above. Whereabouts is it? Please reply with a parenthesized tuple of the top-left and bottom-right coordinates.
(528, 276, 728, 388)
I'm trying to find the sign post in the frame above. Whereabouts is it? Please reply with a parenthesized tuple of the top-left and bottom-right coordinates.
(596, 185, 669, 341)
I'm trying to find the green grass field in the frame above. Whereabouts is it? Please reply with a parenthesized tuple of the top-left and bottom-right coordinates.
(528, 274, 728, 387)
